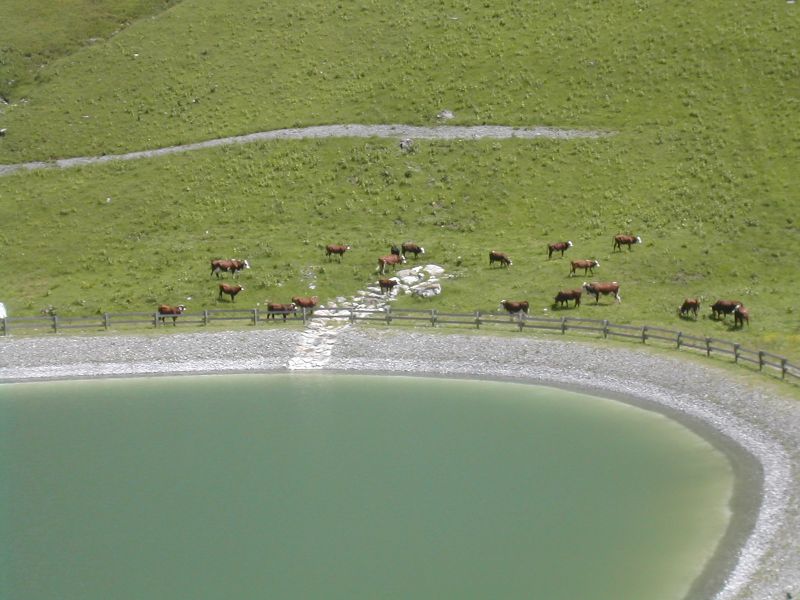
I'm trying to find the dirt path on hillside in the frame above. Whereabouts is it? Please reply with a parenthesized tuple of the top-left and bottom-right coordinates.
(0, 124, 612, 177)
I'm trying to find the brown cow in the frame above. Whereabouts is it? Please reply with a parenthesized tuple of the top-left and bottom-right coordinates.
(553, 289, 582, 308)
(218, 283, 244, 302)
(500, 300, 529, 314)
(569, 259, 599, 277)
(292, 296, 319, 314)
(158, 304, 186, 325)
(678, 298, 701, 319)
(711, 299, 742, 320)
(489, 250, 512, 267)
(325, 244, 351, 260)
(547, 240, 573, 259)
(733, 304, 750, 328)
(211, 258, 250, 278)
(612, 235, 642, 252)
(267, 302, 296, 321)
(582, 281, 621, 304)
(401, 242, 426, 259)
(377, 254, 406, 274)
(378, 278, 399, 295)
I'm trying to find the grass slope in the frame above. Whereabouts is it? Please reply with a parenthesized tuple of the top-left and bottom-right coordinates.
(0, 0, 798, 360)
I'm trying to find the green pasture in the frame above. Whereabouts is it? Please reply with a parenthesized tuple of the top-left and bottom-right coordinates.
(0, 0, 798, 360)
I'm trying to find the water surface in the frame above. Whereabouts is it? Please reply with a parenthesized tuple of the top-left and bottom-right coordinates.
(1, 374, 734, 600)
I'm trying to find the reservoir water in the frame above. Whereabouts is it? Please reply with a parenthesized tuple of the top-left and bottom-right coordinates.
(1, 374, 735, 600)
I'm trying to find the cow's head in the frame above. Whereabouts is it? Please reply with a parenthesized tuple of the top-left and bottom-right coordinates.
(243, 260, 251, 269)
(635, 236, 642, 244)
(567, 241, 573, 247)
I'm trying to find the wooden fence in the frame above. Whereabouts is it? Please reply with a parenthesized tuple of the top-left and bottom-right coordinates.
(2, 307, 798, 384)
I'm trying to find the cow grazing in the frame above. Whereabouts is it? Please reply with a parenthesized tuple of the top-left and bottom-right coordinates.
(267, 302, 296, 321)
(500, 300, 529, 314)
(733, 304, 750, 328)
(547, 240, 573, 259)
(401, 242, 426, 259)
(678, 298, 701, 319)
(325, 244, 351, 260)
(569, 259, 599, 277)
(211, 258, 250, 278)
(612, 234, 642, 252)
(218, 283, 244, 302)
(158, 304, 186, 325)
(582, 281, 621, 304)
(553, 289, 582, 308)
(711, 299, 742, 320)
(378, 278, 399, 295)
(489, 250, 512, 267)
(291, 296, 319, 313)
(378, 254, 406, 274)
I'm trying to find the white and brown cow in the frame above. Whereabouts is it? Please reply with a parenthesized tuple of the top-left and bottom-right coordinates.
(569, 259, 599, 277)
(218, 283, 244, 302)
(582, 281, 621, 304)
(267, 302, 296, 321)
(158, 304, 186, 325)
(547, 240, 573, 259)
(489, 250, 512, 267)
(325, 244, 351, 260)
(401, 242, 426, 259)
(678, 298, 701, 319)
(378, 277, 399, 295)
(711, 299, 742, 320)
(500, 300, 529, 314)
(377, 254, 406, 274)
(292, 296, 319, 314)
(211, 258, 250, 278)
(612, 234, 642, 252)
(553, 289, 582, 308)
(733, 304, 750, 328)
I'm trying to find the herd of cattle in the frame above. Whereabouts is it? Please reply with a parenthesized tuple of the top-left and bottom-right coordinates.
(157, 234, 750, 329)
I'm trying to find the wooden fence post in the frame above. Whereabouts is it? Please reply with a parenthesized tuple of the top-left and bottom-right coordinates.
(153, 312, 159, 328)
(475, 311, 481, 329)
(641, 325, 647, 343)
(734, 343, 740, 363)
(603, 320, 609, 339)
(758, 351, 764, 371)
(252, 308, 258, 325)
(676, 331, 682, 349)
(203, 310, 209, 326)
(1, 318, 5, 336)
(706, 337, 712, 357)
(52, 315, 58, 333)
(781, 358, 788, 379)
(103, 313, 110, 330)
(561, 317, 567, 334)
(430, 309, 437, 327)
(385, 305, 392, 325)
(302, 307, 307, 324)
(517, 312, 525, 332)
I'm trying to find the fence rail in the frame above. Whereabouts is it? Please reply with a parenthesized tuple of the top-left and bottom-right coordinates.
(2, 308, 797, 384)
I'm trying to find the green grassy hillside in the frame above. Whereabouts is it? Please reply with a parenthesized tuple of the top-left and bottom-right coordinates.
(0, 0, 798, 360)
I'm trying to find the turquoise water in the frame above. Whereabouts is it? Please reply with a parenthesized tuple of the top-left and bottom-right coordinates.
(0, 374, 734, 600)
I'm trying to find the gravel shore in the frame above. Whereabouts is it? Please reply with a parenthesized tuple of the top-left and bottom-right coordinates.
(1, 326, 798, 600)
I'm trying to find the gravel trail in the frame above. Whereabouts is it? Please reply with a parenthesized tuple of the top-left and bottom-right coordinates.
(1, 327, 798, 600)
(0, 123, 611, 176)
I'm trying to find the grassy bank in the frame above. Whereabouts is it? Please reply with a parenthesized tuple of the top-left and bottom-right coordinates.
(0, 0, 797, 360)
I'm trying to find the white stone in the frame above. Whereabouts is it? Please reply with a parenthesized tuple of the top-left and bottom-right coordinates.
(423, 264, 445, 276)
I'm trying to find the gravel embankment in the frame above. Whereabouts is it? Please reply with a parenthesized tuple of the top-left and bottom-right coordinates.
(1, 327, 797, 600)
